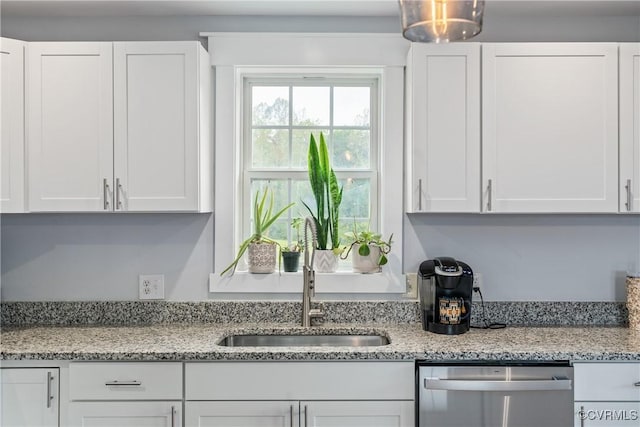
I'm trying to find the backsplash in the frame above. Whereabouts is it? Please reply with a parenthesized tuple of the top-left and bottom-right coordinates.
(0, 301, 627, 327)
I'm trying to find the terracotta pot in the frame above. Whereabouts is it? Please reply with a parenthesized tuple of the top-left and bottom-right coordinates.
(248, 242, 277, 273)
(351, 243, 382, 273)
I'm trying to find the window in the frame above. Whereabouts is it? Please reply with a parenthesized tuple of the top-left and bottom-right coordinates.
(243, 77, 379, 254)
(205, 32, 408, 294)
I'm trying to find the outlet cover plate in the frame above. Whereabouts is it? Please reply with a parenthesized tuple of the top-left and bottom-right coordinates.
(139, 274, 165, 300)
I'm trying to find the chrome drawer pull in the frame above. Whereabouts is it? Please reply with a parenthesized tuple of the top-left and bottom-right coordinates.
(171, 405, 176, 427)
(46, 371, 54, 408)
(103, 179, 110, 210)
(104, 380, 142, 387)
(634, 381, 640, 387)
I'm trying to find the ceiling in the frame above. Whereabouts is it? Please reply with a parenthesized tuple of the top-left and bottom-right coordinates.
(2, 0, 640, 18)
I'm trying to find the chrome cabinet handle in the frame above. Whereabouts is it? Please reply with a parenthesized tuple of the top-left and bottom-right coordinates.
(486, 179, 492, 212)
(304, 405, 308, 427)
(103, 179, 110, 210)
(104, 380, 141, 386)
(115, 178, 122, 210)
(418, 179, 423, 211)
(634, 381, 640, 387)
(46, 371, 54, 408)
(626, 179, 632, 212)
(290, 405, 294, 427)
(425, 378, 572, 391)
(580, 405, 585, 427)
(171, 405, 176, 427)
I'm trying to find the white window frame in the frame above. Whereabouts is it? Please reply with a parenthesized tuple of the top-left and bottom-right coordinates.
(203, 33, 410, 295)
(242, 75, 380, 252)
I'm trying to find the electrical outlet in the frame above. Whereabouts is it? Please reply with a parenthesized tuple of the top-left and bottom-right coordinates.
(139, 274, 165, 300)
(473, 272, 482, 290)
(404, 273, 418, 298)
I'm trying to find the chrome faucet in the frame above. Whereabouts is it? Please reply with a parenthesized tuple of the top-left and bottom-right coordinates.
(302, 217, 324, 327)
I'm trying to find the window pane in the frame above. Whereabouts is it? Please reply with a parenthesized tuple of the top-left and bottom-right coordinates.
(333, 129, 370, 169)
(252, 129, 289, 167)
(333, 87, 370, 126)
(292, 129, 330, 168)
(250, 179, 290, 242)
(252, 86, 289, 126)
(293, 87, 330, 126)
(339, 178, 370, 220)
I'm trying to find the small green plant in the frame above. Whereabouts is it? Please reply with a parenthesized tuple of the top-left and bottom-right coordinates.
(281, 217, 304, 252)
(221, 188, 294, 276)
(302, 132, 343, 251)
(341, 222, 393, 266)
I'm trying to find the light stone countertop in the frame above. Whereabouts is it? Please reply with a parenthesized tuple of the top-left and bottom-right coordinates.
(2, 323, 640, 362)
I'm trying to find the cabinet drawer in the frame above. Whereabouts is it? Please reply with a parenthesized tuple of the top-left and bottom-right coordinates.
(185, 361, 414, 401)
(574, 363, 640, 401)
(69, 362, 182, 400)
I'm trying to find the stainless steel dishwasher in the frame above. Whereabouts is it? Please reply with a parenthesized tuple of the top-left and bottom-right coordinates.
(417, 361, 574, 427)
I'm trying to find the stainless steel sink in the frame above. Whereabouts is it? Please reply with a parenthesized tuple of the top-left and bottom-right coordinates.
(218, 334, 390, 347)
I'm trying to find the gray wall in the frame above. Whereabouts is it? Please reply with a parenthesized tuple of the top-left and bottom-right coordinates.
(1, 13, 640, 302)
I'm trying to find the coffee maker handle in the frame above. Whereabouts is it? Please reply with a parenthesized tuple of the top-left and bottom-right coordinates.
(460, 299, 472, 320)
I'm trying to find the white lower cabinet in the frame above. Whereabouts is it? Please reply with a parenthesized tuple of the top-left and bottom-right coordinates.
(184, 362, 415, 427)
(186, 400, 413, 427)
(185, 401, 298, 427)
(574, 363, 640, 426)
(69, 402, 181, 427)
(1, 368, 59, 427)
(303, 401, 413, 427)
(67, 362, 183, 427)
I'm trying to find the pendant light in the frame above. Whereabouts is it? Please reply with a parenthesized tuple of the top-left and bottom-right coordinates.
(399, 0, 485, 43)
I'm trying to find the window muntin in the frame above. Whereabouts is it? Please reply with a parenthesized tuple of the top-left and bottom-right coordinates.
(243, 77, 379, 257)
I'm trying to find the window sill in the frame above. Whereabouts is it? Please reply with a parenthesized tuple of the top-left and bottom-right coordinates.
(209, 271, 405, 294)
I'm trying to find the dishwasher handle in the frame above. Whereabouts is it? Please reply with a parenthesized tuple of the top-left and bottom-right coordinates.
(425, 378, 573, 392)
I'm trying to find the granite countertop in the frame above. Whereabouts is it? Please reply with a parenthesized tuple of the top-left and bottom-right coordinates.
(2, 323, 640, 362)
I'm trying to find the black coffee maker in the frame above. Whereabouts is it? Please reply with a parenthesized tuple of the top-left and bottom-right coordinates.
(418, 257, 473, 335)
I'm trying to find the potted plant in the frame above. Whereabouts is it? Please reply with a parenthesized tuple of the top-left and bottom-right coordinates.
(281, 217, 304, 272)
(220, 188, 294, 276)
(302, 132, 343, 273)
(341, 222, 393, 273)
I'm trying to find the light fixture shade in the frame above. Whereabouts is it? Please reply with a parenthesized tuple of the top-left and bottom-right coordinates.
(399, 0, 485, 43)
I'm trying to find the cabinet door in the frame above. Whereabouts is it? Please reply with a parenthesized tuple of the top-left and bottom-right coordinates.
(68, 401, 180, 427)
(113, 42, 200, 212)
(1, 368, 59, 427)
(303, 401, 413, 427)
(620, 43, 640, 213)
(482, 43, 618, 213)
(575, 402, 640, 426)
(185, 401, 299, 427)
(0, 38, 26, 213)
(28, 42, 114, 212)
(406, 43, 480, 212)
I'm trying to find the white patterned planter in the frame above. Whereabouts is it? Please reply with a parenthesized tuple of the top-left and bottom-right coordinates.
(314, 249, 338, 273)
(351, 244, 382, 273)
(248, 242, 277, 274)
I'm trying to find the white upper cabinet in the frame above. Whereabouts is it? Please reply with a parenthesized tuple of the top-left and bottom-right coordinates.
(405, 43, 481, 213)
(620, 43, 640, 213)
(28, 42, 114, 212)
(1, 38, 26, 213)
(482, 43, 619, 213)
(27, 41, 212, 213)
(113, 42, 212, 212)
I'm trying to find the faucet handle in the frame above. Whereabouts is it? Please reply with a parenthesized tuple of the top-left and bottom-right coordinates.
(309, 308, 324, 320)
